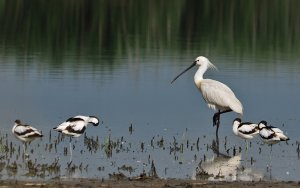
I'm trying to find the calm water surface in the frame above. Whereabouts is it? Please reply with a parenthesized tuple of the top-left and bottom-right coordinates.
(0, 1, 300, 181)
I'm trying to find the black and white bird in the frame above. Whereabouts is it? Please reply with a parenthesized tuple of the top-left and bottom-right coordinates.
(53, 115, 100, 159)
(12, 119, 43, 154)
(232, 118, 259, 139)
(232, 118, 259, 150)
(53, 115, 100, 137)
(258, 120, 289, 167)
(258, 120, 289, 145)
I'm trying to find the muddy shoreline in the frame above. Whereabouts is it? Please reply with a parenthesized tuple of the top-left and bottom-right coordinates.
(0, 178, 299, 188)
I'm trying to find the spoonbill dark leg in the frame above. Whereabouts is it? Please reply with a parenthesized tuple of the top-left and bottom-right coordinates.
(215, 117, 220, 137)
(214, 109, 233, 137)
(213, 109, 233, 127)
(213, 111, 220, 127)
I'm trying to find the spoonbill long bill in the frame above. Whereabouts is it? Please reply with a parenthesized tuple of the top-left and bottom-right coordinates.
(171, 56, 243, 134)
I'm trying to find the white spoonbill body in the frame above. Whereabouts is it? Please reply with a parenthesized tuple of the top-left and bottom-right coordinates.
(12, 119, 43, 154)
(171, 56, 243, 134)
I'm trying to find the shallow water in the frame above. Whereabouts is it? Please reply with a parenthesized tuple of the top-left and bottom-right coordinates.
(0, 1, 300, 181)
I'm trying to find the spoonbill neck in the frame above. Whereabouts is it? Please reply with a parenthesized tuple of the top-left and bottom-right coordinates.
(194, 65, 207, 85)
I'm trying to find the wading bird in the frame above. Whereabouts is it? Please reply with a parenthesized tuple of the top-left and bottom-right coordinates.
(258, 121, 289, 146)
(53, 115, 100, 158)
(171, 56, 243, 135)
(258, 120, 289, 168)
(12, 119, 43, 155)
(232, 118, 259, 150)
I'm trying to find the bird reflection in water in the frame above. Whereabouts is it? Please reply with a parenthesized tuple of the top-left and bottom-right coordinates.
(192, 134, 263, 181)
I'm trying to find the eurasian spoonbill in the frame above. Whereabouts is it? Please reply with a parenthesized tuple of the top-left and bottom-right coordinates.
(171, 56, 243, 134)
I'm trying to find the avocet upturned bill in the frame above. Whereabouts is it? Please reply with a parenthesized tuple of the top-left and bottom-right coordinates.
(232, 118, 259, 150)
(258, 120, 289, 145)
(171, 56, 243, 134)
(53, 115, 100, 159)
(12, 119, 43, 154)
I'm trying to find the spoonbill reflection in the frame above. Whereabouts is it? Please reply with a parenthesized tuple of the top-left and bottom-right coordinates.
(193, 154, 264, 181)
(171, 56, 243, 134)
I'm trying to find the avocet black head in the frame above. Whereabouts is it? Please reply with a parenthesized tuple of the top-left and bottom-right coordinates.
(89, 116, 100, 126)
(258, 120, 267, 130)
(233, 118, 242, 124)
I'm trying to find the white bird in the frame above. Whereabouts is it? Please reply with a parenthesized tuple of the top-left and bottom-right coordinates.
(53, 115, 100, 137)
(258, 120, 289, 145)
(53, 115, 100, 159)
(12, 119, 43, 155)
(232, 118, 259, 139)
(232, 118, 259, 150)
(171, 56, 243, 134)
(258, 120, 289, 168)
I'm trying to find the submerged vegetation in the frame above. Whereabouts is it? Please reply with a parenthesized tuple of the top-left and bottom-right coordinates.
(0, 123, 295, 180)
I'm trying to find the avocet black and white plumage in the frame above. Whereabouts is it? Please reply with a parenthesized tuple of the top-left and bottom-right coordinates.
(232, 118, 259, 140)
(258, 121, 289, 166)
(12, 119, 43, 154)
(53, 115, 100, 137)
(12, 120, 43, 142)
(53, 115, 100, 160)
(258, 120, 289, 145)
(232, 118, 259, 150)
